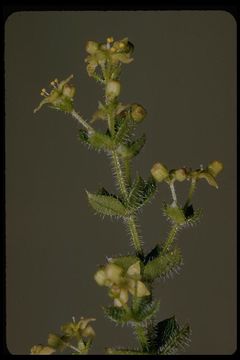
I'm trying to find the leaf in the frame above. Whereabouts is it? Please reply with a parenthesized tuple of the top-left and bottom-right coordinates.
(158, 323, 191, 355)
(114, 116, 132, 144)
(86, 192, 128, 217)
(163, 203, 186, 225)
(151, 316, 178, 351)
(143, 247, 183, 281)
(103, 306, 132, 324)
(144, 244, 162, 265)
(128, 134, 146, 158)
(132, 299, 160, 322)
(88, 131, 116, 151)
(78, 129, 116, 151)
(127, 175, 156, 211)
(183, 205, 203, 227)
(78, 129, 89, 145)
(111, 255, 139, 272)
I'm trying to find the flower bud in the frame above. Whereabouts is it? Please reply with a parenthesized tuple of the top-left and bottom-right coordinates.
(106, 80, 121, 99)
(86, 41, 99, 55)
(151, 163, 169, 182)
(94, 269, 107, 286)
(82, 325, 95, 338)
(105, 263, 123, 284)
(62, 84, 76, 98)
(48, 333, 63, 349)
(207, 161, 223, 177)
(173, 168, 187, 182)
(130, 104, 146, 123)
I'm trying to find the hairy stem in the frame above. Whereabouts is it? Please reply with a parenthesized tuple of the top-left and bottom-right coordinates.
(169, 181, 177, 205)
(71, 109, 95, 133)
(162, 224, 179, 253)
(124, 158, 132, 186)
(111, 150, 143, 256)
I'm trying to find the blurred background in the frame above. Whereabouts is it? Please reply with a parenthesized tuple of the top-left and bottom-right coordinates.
(5, 11, 236, 354)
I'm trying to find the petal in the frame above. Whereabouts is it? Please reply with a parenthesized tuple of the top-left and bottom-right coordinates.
(78, 318, 96, 330)
(197, 171, 218, 189)
(94, 269, 107, 286)
(114, 298, 123, 307)
(105, 263, 123, 284)
(135, 281, 150, 297)
(58, 74, 74, 91)
(119, 288, 129, 304)
(82, 325, 95, 338)
(127, 261, 141, 279)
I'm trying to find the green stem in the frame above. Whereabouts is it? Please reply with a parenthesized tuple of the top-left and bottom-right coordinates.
(162, 224, 179, 253)
(185, 178, 197, 207)
(124, 158, 132, 186)
(111, 150, 143, 256)
(169, 181, 177, 205)
(71, 109, 95, 133)
(62, 341, 81, 354)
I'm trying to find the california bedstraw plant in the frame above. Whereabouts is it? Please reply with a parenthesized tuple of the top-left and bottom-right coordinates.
(31, 37, 223, 355)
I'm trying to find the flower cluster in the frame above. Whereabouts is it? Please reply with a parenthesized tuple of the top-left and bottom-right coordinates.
(34, 75, 76, 114)
(30, 317, 95, 355)
(85, 37, 134, 79)
(30, 345, 56, 355)
(60, 317, 96, 338)
(94, 261, 150, 307)
(151, 160, 223, 189)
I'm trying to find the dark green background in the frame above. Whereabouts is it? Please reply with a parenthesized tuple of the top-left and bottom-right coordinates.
(5, 11, 236, 354)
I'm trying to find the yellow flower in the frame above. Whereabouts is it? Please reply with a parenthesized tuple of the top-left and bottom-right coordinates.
(61, 317, 96, 338)
(95, 260, 150, 307)
(151, 163, 169, 182)
(34, 75, 75, 113)
(30, 345, 55, 355)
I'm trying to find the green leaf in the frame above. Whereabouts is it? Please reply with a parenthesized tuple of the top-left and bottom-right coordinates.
(143, 247, 183, 281)
(88, 131, 116, 151)
(158, 323, 191, 355)
(111, 255, 139, 272)
(128, 134, 146, 158)
(163, 203, 186, 225)
(183, 205, 203, 227)
(114, 116, 132, 144)
(103, 306, 132, 324)
(132, 299, 160, 322)
(152, 316, 178, 351)
(78, 129, 89, 145)
(87, 192, 128, 217)
(117, 134, 146, 159)
(127, 175, 156, 211)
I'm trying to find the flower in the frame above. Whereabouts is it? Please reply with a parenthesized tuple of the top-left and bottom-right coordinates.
(61, 317, 96, 338)
(94, 261, 150, 307)
(191, 161, 223, 189)
(151, 163, 169, 182)
(30, 345, 56, 355)
(85, 37, 134, 79)
(34, 75, 75, 113)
